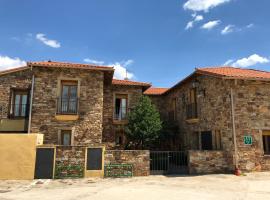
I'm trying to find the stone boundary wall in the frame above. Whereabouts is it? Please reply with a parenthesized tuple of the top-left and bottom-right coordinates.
(188, 150, 230, 174)
(55, 146, 86, 178)
(104, 150, 150, 176)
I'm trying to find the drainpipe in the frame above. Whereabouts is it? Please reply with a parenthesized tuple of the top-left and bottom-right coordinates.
(230, 87, 238, 169)
(28, 74, 35, 134)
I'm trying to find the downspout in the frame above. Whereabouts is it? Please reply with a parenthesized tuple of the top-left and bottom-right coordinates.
(28, 73, 35, 134)
(230, 87, 238, 169)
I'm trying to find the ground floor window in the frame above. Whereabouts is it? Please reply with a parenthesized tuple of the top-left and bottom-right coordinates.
(115, 128, 125, 146)
(262, 131, 270, 155)
(201, 131, 213, 150)
(199, 130, 222, 150)
(60, 130, 72, 146)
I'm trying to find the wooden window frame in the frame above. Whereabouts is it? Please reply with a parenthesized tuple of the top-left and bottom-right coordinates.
(58, 80, 78, 115)
(9, 88, 30, 119)
(114, 94, 128, 121)
(262, 131, 270, 155)
(60, 130, 72, 146)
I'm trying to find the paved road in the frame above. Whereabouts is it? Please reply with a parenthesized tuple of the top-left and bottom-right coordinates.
(1, 173, 270, 200)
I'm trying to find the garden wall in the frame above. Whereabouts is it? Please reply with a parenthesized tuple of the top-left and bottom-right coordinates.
(55, 146, 86, 178)
(188, 150, 230, 174)
(104, 150, 150, 176)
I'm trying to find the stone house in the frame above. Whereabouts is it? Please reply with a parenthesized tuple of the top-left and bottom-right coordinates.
(145, 67, 270, 172)
(0, 61, 150, 149)
(1, 61, 270, 175)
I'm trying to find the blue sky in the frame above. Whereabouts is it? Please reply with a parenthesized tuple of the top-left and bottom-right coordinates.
(1, 0, 270, 87)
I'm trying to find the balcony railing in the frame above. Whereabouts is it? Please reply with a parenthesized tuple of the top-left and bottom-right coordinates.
(56, 97, 79, 115)
(186, 103, 198, 119)
(10, 104, 29, 118)
(114, 107, 128, 121)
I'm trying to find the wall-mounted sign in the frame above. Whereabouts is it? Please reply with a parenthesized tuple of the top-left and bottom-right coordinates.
(244, 135, 252, 145)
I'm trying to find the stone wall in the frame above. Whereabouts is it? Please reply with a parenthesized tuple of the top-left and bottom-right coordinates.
(102, 85, 143, 149)
(233, 80, 270, 171)
(55, 146, 86, 178)
(104, 150, 150, 176)
(30, 67, 104, 146)
(188, 150, 230, 174)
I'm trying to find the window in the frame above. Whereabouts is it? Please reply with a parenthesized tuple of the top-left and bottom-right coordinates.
(186, 88, 198, 119)
(201, 131, 213, 150)
(262, 131, 270, 155)
(114, 94, 128, 120)
(10, 89, 29, 118)
(115, 128, 125, 145)
(57, 81, 78, 114)
(60, 130, 72, 146)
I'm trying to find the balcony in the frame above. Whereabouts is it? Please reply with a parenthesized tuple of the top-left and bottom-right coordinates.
(113, 107, 128, 124)
(186, 103, 198, 123)
(0, 103, 29, 133)
(56, 97, 79, 121)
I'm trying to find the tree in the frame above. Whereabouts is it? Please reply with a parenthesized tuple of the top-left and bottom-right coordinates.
(125, 96, 162, 149)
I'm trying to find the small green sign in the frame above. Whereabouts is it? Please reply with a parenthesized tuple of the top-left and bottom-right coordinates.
(244, 135, 252, 145)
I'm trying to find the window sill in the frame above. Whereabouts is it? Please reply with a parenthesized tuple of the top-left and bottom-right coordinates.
(55, 114, 79, 121)
(263, 154, 270, 158)
(113, 120, 128, 125)
(186, 118, 199, 124)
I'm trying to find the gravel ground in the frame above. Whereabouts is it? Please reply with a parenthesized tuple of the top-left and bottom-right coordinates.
(1, 172, 270, 200)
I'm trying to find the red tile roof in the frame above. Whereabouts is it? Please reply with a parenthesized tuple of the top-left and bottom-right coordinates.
(0, 66, 29, 76)
(112, 79, 151, 87)
(196, 67, 270, 80)
(28, 61, 114, 71)
(144, 87, 169, 95)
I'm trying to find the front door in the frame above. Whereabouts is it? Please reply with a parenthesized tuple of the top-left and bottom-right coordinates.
(34, 148, 55, 179)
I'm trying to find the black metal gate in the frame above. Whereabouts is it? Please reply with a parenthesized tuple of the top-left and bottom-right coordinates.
(34, 148, 55, 179)
(150, 151, 188, 175)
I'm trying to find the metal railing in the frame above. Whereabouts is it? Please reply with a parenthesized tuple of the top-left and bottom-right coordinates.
(10, 104, 29, 118)
(186, 103, 198, 119)
(56, 97, 79, 115)
(113, 107, 128, 121)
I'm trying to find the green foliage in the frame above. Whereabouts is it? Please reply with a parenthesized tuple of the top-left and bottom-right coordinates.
(125, 96, 162, 149)
(54, 163, 83, 179)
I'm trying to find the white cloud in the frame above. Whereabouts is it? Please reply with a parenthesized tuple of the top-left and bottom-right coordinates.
(36, 33, 61, 48)
(221, 24, 234, 35)
(185, 14, 204, 30)
(183, 0, 231, 12)
(0, 55, 26, 71)
(226, 54, 269, 68)
(201, 20, 221, 30)
(194, 15, 204, 21)
(83, 58, 105, 65)
(246, 23, 254, 28)
(223, 59, 234, 65)
(109, 59, 134, 80)
(185, 21, 194, 30)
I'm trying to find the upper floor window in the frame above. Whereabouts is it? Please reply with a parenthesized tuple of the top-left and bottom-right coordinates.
(114, 94, 128, 121)
(186, 88, 198, 119)
(10, 89, 29, 118)
(57, 81, 78, 114)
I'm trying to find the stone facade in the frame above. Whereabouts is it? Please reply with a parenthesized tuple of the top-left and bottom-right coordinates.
(30, 67, 104, 145)
(148, 74, 270, 172)
(55, 146, 86, 178)
(102, 85, 143, 149)
(188, 150, 230, 174)
(104, 150, 150, 176)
